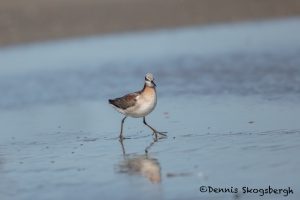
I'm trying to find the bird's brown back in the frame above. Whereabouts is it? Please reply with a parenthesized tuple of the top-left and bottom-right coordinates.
(109, 93, 138, 110)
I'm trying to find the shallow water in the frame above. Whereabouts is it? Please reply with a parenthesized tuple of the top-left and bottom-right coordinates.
(1, 18, 300, 200)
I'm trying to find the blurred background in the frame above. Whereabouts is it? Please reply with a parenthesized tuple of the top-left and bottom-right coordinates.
(1, 1, 300, 200)
(1, 0, 300, 46)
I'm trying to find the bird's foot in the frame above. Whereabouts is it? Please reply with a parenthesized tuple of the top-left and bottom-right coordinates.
(119, 135, 131, 141)
(152, 131, 167, 139)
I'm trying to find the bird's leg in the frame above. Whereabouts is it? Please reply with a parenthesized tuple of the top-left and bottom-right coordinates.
(143, 117, 167, 139)
(119, 116, 127, 140)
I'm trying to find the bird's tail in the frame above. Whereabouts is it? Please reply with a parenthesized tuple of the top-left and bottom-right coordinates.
(108, 99, 114, 104)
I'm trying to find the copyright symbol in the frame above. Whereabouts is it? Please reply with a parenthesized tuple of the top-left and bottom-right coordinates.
(199, 186, 207, 192)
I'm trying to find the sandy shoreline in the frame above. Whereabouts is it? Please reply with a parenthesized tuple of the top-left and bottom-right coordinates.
(1, 0, 300, 46)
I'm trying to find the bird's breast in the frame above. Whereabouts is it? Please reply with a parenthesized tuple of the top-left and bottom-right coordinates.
(140, 87, 157, 107)
(127, 87, 156, 117)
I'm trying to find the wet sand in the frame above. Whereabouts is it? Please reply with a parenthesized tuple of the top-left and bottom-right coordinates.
(1, 0, 300, 46)
(1, 97, 299, 200)
(0, 18, 300, 199)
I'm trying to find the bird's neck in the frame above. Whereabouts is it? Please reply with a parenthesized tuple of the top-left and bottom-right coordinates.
(142, 83, 156, 93)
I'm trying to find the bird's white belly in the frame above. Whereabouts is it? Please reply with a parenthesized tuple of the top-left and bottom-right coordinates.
(126, 96, 157, 118)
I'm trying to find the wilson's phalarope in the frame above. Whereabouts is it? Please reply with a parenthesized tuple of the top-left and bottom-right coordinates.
(109, 73, 167, 140)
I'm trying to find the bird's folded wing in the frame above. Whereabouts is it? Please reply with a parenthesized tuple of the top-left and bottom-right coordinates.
(109, 93, 138, 110)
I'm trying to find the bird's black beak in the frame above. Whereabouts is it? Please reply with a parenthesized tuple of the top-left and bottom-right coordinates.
(152, 81, 156, 87)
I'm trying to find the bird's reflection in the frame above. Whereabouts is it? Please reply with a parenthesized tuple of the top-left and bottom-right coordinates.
(117, 139, 161, 183)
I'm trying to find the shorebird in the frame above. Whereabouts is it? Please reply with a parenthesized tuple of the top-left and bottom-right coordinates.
(109, 73, 167, 140)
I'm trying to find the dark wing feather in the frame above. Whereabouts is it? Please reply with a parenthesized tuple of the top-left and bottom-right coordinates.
(109, 93, 138, 110)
